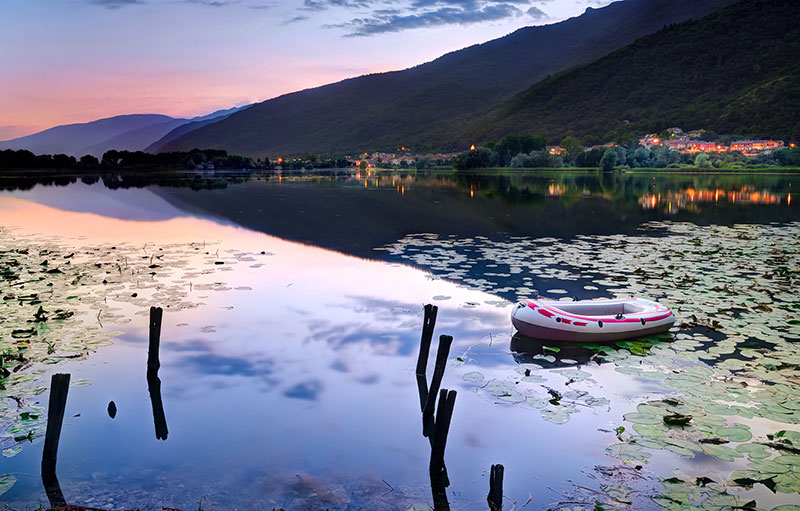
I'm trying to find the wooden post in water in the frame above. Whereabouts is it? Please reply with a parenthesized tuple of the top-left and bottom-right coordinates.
(423, 335, 452, 421)
(488, 464, 504, 511)
(429, 388, 456, 509)
(41, 373, 70, 509)
(148, 306, 163, 373)
(147, 306, 168, 440)
(416, 304, 438, 376)
(147, 372, 169, 440)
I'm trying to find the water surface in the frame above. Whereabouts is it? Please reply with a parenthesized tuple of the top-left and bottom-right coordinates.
(1, 171, 798, 511)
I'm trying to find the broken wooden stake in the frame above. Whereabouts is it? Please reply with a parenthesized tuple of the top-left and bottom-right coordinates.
(430, 388, 456, 487)
(488, 464, 504, 511)
(41, 372, 70, 509)
(147, 306, 163, 373)
(146, 306, 168, 440)
(422, 335, 452, 420)
(415, 304, 438, 376)
(147, 371, 169, 440)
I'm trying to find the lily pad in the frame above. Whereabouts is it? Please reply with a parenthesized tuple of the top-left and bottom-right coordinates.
(462, 371, 484, 383)
(0, 474, 16, 496)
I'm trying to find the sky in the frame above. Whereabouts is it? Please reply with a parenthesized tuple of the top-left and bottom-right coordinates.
(0, 0, 612, 139)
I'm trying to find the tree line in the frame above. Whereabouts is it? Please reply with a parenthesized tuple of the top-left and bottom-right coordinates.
(0, 148, 260, 171)
(453, 134, 800, 170)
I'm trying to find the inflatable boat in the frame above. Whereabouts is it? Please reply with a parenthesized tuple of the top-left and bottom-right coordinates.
(511, 297, 674, 342)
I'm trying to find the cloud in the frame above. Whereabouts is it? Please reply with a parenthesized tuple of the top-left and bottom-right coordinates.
(302, 0, 372, 11)
(90, 0, 275, 7)
(282, 14, 310, 24)
(183, 0, 238, 6)
(332, 2, 526, 36)
(91, 0, 144, 8)
(526, 5, 545, 19)
(283, 380, 324, 400)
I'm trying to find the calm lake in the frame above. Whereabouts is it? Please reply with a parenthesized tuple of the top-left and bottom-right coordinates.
(1, 170, 799, 511)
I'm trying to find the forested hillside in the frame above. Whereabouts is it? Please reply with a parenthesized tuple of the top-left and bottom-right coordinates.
(161, 0, 735, 156)
(472, 0, 800, 144)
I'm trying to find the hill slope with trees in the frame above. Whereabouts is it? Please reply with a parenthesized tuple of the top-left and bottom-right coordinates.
(472, 0, 800, 144)
(160, 0, 735, 157)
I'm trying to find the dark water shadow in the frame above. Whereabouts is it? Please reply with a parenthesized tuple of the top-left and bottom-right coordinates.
(510, 332, 600, 368)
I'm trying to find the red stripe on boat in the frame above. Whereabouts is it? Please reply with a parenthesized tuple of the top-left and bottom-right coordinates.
(538, 309, 554, 318)
(561, 318, 572, 325)
(573, 321, 587, 326)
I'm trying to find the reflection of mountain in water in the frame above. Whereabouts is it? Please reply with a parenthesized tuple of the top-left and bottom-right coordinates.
(155, 172, 797, 260)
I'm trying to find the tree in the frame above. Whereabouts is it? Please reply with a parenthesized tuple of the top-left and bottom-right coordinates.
(600, 149, 618, 171)
(78, 155, 99, 168)
(359, 160, 368, 171)
(694, 153, 711, 168)
(632, 147, 651, 167)
(453, 148, 495, 170)
(560, 136, 582, 157)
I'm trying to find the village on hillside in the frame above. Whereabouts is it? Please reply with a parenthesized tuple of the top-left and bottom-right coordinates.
(338, 128, 795, 170)
(637, 128, 790, 156)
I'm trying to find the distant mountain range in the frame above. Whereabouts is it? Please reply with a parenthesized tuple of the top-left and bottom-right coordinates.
(471, 0, 800, 144)
(0, 106, 249, 157)
(158, 0, 738, 157)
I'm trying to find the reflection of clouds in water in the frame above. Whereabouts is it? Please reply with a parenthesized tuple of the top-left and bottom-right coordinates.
(283, 380, 324, 401)
(177, 353, 274, 378)
(164, 339, 278, 397)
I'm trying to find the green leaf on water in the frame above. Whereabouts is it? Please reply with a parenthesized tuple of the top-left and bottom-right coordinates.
(736, 443, 772, 459)
(714, 425, 752, 443)
(0, 474, 17, 496)
(701, 443, 742, 462)
(605, 443, 651, 462)
(2, 446, 22, 458)
(462, 371, 484, 383)
(624, 412, 663, 425)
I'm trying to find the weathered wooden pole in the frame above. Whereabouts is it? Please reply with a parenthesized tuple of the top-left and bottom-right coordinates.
(147, 372, 169, 440)
(416, 304, 438, 376)
(488, 464, 504, 511)
(147, 306, 168, 440)
(416, 374, 429, 413)
(41, 373, 70, 509)
(147, 306, 163, 373)
(430, 388, 456, 509)
(423, 335, 452, 420)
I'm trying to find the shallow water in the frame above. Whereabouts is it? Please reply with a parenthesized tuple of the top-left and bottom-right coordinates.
(1, 171, 799, 511)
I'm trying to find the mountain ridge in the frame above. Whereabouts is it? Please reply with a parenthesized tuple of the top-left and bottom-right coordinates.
(470, 0, 800, 144)
(160, 0, 737, 157)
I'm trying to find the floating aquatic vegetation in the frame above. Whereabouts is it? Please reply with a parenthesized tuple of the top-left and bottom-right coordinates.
(0, 228, 271, 456)
(390, 221, 800, 507)
(0, 473, 16, 497)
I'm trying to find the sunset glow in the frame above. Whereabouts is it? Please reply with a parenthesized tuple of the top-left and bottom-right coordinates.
(0, 1, 610, 138)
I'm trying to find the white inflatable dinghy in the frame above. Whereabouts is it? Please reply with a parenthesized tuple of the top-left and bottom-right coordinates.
(511, 297, 674, 342)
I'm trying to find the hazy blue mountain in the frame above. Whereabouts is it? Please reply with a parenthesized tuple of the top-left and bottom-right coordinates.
(160, 0, 737, 157)
(145, 105, 251, 153)
(0, 114, 177, 156)
(80, 119, 188, 157)
(0, 105, 252, 157)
